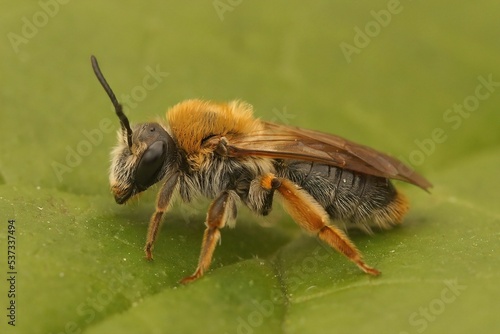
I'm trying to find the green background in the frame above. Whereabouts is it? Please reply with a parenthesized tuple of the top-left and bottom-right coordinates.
(1, 1, 499, 333)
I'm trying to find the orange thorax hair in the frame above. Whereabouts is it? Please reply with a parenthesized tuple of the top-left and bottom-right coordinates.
(167, 99, 262, 155)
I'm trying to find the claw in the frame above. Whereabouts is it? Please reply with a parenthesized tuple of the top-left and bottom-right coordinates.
(179, 269, 202, 285)
(357, 261, 381, 276)
(145, 244, 154, 261)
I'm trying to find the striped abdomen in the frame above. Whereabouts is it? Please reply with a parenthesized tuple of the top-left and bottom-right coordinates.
(276, 160, 408, 231)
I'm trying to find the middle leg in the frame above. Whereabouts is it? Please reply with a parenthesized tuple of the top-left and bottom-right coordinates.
(180, 190, 238, 284)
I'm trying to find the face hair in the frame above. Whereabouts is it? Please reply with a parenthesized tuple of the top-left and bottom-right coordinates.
(90, 55, 133, 148)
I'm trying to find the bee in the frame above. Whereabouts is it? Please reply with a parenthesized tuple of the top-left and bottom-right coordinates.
(91, 56, 432, 284)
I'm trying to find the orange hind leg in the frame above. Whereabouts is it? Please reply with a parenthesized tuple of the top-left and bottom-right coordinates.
(262, 174, 380, 276)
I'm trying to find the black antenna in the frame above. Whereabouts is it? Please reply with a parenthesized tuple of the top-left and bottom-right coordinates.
(90, 55, 133, 148)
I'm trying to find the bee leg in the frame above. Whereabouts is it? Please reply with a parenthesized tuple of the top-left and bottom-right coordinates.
(261, 174, 380, 276)
(180, 190, 238, 284)
(144, 172, 179, 260)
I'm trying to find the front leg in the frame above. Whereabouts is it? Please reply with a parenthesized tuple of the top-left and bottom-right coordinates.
(180, 190, 239, 284)
(145, 171, 179, 260)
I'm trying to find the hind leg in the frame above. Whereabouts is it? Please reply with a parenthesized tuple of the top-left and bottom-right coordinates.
(261, 173, 380, 276)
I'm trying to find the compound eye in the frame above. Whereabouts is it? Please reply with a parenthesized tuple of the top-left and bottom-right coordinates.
(135, 141, 165, 189)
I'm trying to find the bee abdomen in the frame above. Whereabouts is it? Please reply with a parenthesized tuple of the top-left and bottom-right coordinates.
(278, 161, 409, 231)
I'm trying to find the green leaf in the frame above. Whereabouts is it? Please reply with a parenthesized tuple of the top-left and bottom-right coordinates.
(1, 1, 499, 334)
